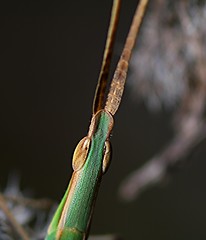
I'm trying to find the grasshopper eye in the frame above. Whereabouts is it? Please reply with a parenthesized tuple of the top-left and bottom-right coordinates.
(102, 140, 112, 174)
(72, 137, 91, 171)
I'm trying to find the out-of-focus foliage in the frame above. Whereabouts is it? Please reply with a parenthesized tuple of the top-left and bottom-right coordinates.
(130, 0, 206, 110)
(0, 176, 54, 240)
(120, 0, 206, 201)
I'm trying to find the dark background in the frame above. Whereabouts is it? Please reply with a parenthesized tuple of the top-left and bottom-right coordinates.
(1, 1, 206, 239)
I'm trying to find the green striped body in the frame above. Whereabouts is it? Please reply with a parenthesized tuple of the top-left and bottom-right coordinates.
(46, 110, 113, 240)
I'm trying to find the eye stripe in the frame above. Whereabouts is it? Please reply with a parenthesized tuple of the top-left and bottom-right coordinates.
(102, 140, 112, 174)
(72, 137, 91, 171)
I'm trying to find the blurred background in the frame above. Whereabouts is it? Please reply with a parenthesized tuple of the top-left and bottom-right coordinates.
(1, 1, 206, 239)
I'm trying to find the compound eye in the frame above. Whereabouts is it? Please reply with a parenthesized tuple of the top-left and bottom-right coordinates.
(72, 137, 91, 171)
(102, 140, 112, 174)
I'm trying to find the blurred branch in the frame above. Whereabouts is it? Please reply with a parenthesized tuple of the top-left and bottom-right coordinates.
(0, 194, 29, 240)
(0, 175, 56, 240)
(119, 0, 206, 201)
(4, 195, 54, 211)
(119, 113, 206, 200)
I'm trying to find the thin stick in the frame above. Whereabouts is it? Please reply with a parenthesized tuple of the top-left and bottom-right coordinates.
(93, 0, 121, 114)
(0, 193, 29, 240)
(105, 0, 149, 115)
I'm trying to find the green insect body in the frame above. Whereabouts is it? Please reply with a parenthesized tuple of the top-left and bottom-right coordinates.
(46, 111, 113, 240)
